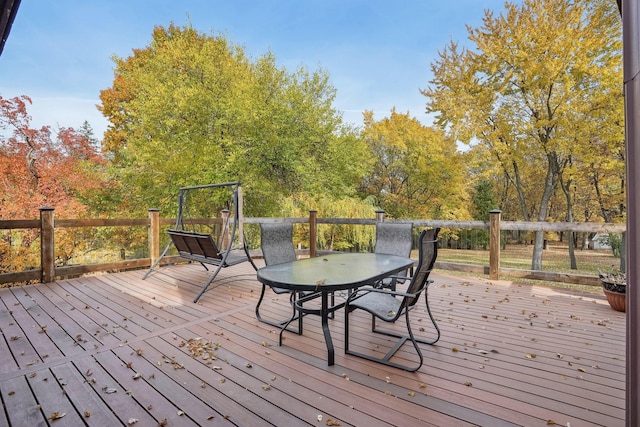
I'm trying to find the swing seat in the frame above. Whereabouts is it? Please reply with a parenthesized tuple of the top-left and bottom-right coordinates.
(165, 229, 256, 302)
(142, 181, 257, 303)
(168, 229, 250, 267)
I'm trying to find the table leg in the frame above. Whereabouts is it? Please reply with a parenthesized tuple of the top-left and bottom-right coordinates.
(321, 291, 334, 366)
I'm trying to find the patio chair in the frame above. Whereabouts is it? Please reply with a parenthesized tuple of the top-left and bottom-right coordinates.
(344, 227, 441, 372)
(256, 223, 308, 335)
(374, 222, 413, 290)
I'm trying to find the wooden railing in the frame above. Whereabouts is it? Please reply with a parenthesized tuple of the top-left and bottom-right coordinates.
(0, 208, 626, 287)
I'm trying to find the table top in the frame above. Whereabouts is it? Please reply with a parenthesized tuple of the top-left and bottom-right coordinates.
(256, 252, 415, 292)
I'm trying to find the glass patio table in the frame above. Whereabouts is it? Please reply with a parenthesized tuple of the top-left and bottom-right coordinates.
(256, 252, 415, 366)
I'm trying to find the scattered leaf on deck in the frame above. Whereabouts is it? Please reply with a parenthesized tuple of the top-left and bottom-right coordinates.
(262, 384, 271, 390)
(326, 419, 341, 426)
(464, 382, 472, 387)
(48, 412, 66, 420)
(317, 414, 323, 421)
(127, 417, 139, 424)
(132, 373, 142, 380)
(452, 347, 459, 352)
(408, 391, 415, 397)
(525, 354, 536, 359)
(84, 411, 91, 417)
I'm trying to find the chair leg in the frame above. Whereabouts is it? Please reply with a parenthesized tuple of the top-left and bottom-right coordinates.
(345, 306, 424, 372)
(420, 283, 441, 345)
(255, 285, 304, 339)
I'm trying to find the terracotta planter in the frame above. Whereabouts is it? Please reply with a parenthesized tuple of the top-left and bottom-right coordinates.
(599, 274, 626, 312)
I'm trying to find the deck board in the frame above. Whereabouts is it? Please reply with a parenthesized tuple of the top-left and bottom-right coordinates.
(0, 261, 626, 426)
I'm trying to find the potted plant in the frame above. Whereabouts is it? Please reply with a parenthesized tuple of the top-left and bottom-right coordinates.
(599, 271, 626, 312)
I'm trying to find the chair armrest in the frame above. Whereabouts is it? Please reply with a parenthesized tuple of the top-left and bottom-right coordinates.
(347, 282, 433, 303)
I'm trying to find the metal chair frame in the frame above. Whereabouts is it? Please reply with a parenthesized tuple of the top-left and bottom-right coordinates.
(344, 228, 441, 372)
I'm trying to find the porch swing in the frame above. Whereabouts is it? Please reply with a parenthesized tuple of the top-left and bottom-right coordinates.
(143, 181, 257, 302)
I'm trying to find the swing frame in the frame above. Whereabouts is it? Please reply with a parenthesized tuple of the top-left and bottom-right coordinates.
(143, 181, 257, 302)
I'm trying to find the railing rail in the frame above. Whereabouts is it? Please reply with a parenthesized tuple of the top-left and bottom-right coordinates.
(0, 208, 626, 287)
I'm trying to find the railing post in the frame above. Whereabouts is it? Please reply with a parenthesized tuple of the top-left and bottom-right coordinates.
(375, 209, 385, 222)
(40, 206, 55, 283)
(489, 210, 502, 280)
(148, 208, 160, 266)
(309, 210, 317, 258)
(221, 209, 230, 251)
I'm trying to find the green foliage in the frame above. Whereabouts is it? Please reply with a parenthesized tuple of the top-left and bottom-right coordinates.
(471, 179, 497, 221)
(278, 193, 379, 252)
(597, 233, 622, 258)
(99, 23, 368, 218)
(358, 109, 469, 220)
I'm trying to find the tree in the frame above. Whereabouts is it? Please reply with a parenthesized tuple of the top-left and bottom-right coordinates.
(99, 23, 368, 218)
(358, 109, 469, 220)
(0, 95, 109, 272)
(424, 0, 623, 270)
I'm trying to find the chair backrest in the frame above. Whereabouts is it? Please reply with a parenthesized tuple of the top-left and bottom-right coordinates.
(260, 223, 297, 266)
(403, 228, 440, 308)
(374, 222, 413, 257)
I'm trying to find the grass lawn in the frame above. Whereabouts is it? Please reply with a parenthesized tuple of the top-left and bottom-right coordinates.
(437, 241, 620, 276)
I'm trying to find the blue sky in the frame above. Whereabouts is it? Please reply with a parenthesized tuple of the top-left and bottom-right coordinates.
(0, 0, 515, 139)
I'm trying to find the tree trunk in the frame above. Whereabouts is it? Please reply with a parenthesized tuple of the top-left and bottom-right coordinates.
(531, 154, 557, 270)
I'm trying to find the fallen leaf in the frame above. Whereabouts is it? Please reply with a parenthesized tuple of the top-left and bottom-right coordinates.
(48, 412, 66, 420)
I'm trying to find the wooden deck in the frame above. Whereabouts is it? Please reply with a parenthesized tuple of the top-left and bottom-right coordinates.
(0, 261, 625, 426)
